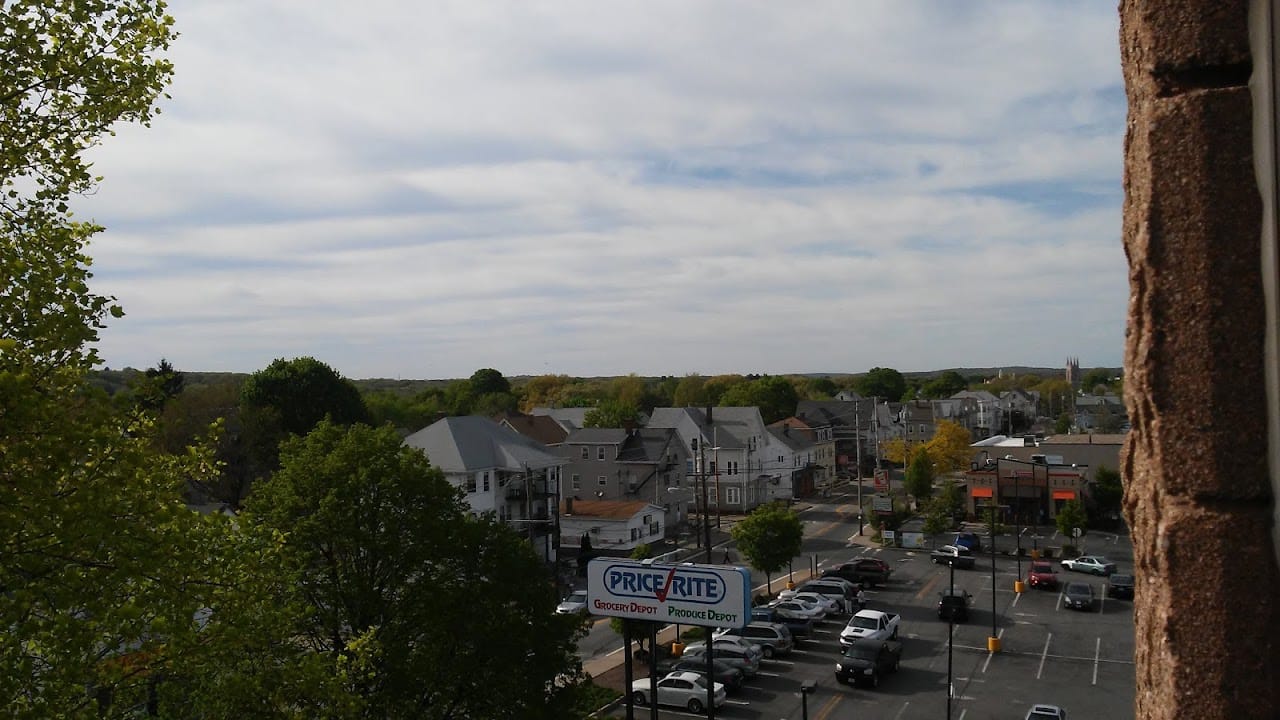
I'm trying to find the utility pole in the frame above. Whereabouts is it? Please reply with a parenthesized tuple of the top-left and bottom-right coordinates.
(855, 399, 863, 535)
(700, 440, 711, 564)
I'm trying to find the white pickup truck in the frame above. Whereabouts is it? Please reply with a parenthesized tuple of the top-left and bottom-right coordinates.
(839, 609, 901, 649)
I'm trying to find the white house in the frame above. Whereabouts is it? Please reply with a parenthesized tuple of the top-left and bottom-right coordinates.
(559, 499, 666, 555)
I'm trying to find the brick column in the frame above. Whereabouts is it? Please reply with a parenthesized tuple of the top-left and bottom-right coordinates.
(1120, 2, 1280, 718)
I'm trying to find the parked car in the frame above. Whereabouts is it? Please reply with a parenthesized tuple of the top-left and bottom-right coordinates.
(714, 622, 795, 658)
(1106, 573, 1135, 599)
(834, 638, 901, 688)
(954, 531, 982, 553)
(750, 606, 815, 637)
(1062, 582, 1096, 611)
(1025, 704, 1068, 719)
(937, 590, 972, 622)
(629, 671, 726, 713)
(796, 580, 860, 614)
(1027, 561, 1060, 590)
(768, 598, 826, 622)
(555, 590, 589, 615)
(655, 657, 744, 693)
(1061, 555, 1117, 576)
(788, 590, 844, 615)
(678, 643, 761, 678)
(822, 558, 892, 586)
(930, 545, 976, 569)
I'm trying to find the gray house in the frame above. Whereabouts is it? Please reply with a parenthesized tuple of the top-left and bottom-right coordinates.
(559, 427, 689, 538)
(403, 416, 566, 564)
(646, 407, 771, 514)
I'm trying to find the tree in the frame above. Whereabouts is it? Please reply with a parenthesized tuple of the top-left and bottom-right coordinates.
(730, 502, 804, 594)
(1079, 368, 1117, 393)
(583, 399, 641, 428)
(469, 367, 510, 396)
(718, 375, 800, 424)
(247, 421, 585, 718)
(923, 420, 973, 473)
(241, 357, 370, 438)
(518, 374, 574, 412)
(903, 448, 936, 506)
(135, 357, 186, 410)
(672, 374, 710, 407)
(1055, 499, 1089, 540)
(923, 479, 966, 536)
(919, 371, 968, 399)
(1091, 465, 1124, 528)
(855, 367, 907, 402)
(702, 374, 746, 405)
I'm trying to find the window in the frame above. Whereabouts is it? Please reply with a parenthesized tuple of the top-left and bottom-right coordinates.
(726, 487, 741, 505)
(598, 475, 607, 486)
(580, 446, 589, 460)
(650, 521, 660, 535)
(778, 455, 784, 463)
(572, 474, 581, 491)
(643, 514, 652, 524)
(466, 474, 477, 493)
(597, 446, 605, 461)
(709, 488, 718, 503)
(630, 528, 640, 541)
(726, 460, 738, 476)
(709, 460, 717, 474)
(482, 471, 490, 492)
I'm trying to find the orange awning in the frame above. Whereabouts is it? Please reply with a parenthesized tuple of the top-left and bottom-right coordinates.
(971, 487, 994, 498)
(1052, 490, 1076, 500)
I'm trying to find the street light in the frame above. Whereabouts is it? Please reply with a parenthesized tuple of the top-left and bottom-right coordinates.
(988, 507, 1000, 654)
(947, 559, 956, 720)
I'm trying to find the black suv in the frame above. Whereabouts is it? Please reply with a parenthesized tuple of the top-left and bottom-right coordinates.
(1106, 573, 1134, 599)
(937, 591, 971, 622)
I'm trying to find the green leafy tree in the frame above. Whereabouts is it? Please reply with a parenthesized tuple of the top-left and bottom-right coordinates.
(1091, 465, 1124, 527)
(673, 374, 710, 407)
(1079, 368, 1118, 393)
(247, 421, 585, 718)
(730, 502, 804, 594)
(718, 375, 800, 424)
(924, 479, 966, 536)
(919, 371, 968, 399)
(903, 447, 936, 506)
(469, 367, 511, 395)
(135, 357, 186, 410)
(583, 399, 641, 428)
(241, 357, 370, 437)
(854, 367, 907, 402)
(702, 374, 746, 405)
(1054, 413, 1072, 434)
(1056, 499, 1089, 540)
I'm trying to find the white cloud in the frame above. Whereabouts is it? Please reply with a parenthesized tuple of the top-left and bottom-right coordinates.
(76, 0, 1126, 379)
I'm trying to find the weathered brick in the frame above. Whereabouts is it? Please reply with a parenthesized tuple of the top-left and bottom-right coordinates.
(1121, 0, 1250, 82)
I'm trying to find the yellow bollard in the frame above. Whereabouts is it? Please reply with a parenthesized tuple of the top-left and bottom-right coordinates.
(987, 636, 1002, 653)
(671, 642, 684, 657)
(786, 580, 796, 591)
(1030, 549, 1041, 560)
(1014, 580, 1026, 594)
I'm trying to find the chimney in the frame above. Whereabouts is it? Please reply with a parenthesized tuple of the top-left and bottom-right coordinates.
(705, 405, 713, 425)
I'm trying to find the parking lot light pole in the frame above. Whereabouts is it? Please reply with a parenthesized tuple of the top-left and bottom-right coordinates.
(947, 559, 955, 720)
(988, 511, 1000, 653)
(800, 681, 816, 720)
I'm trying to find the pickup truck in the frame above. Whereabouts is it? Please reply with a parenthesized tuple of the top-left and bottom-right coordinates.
(835, 638, 902, 688)
(930, 545, 976, 569)
(839, 609, 900, 648)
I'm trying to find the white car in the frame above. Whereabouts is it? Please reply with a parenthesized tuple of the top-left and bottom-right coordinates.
(790, 591, 842, 615)
(1060, 556, 1117, 576)
(555, 590, 588, 614)
(769, 599, 827, 622)
(630, 671, 727, 713)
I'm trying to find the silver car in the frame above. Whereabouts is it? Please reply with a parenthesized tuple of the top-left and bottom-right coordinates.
(680, 640, 762, 677)
(714, 622, 795, 658)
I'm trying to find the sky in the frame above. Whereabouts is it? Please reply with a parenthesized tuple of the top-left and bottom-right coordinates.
(78, 1, 1127, 381)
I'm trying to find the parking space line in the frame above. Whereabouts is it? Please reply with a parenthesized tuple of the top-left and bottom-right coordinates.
(958, 709, 967, 720)
(1036, 633, 1053, 679)
(1011, 591, 1022, 607)
(1093, 637, 1101, 685)
(892, 701, 910, 719)
(981, 628, 1004, 673)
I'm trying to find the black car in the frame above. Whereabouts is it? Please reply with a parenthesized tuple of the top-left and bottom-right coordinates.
(655, 657, 745, 692)
(1107, 573, 1134, 599)
(937, 591, 971, 622)
(821, 558, 891, 587)
(1063, 582, 1095, 611)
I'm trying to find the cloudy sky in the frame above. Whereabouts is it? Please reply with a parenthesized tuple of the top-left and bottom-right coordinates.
(79, 1, 1126, 381)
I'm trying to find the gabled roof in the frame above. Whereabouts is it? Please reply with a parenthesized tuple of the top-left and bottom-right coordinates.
(767, 425, 812, 451)
(616, 428, 678, 463)
(565, 428, 629, 444)
(403, 416, 563, 473)
(495, 412, 568, 445)
(646, 407, 763, 450)
(531, 406, 589, 431)
(559, 499, 660, 520)
(952, 390, 1000, 403)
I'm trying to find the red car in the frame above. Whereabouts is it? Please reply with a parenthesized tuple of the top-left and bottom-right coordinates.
(1027, 561, 1059, 590)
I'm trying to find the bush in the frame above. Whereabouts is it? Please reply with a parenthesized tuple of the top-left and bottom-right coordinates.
(680, 626, 706, 642)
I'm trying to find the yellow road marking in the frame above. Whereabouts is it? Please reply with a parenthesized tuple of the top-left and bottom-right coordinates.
(814, 690, 844, 720)
(915, 573, 941, 600)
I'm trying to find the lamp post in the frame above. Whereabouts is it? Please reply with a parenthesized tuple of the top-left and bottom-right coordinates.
(800, 681, 816, 720)
(988, 505, 1000, 653)
(699, 440, 712, 564)
(947, 558, 956, 720)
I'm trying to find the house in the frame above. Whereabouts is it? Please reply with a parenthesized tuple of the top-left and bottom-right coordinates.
(495, 411, 569, 447)
(402, 416, 566, 564)
(794, 399, 873, 477)
(646, 406, 771, 514)
(950, 390, 1002, 436)
(559, 499, 666, 557)
(530, 406, 590, 433)
(558, 427, 689, 538)
(1073, 394, 1128, 433)
(767, 417, 834, 498)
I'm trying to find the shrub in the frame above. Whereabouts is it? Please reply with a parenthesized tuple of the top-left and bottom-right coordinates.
(680, 626, 706, 642)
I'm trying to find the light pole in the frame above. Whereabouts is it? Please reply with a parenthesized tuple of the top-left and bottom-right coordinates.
(988, 503, 1000, 653)
(947, 558, 955, 720)
(800, 681, 816, 720)
(698, 440, 712, 564)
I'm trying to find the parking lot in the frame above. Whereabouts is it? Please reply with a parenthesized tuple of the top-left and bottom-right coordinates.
(605, 525, 1135, 719)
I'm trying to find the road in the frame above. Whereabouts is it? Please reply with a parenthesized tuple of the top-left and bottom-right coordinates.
(596, 483, 1136, 720)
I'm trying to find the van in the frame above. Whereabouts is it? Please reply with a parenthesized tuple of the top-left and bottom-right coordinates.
(716, 622, 795, 658)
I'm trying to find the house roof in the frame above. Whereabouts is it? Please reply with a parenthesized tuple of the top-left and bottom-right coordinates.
(647, 406, 762, 450)
(495, 412, 569, 445)
(795, 399, 871, 427)
(616, 428, 678, 463)
(565, 427, 629, 444)
(559, 499, 660, 520)
(403, 416, 563, 473)
(531, 406, 589, 431)
(767, 425, 812, 451)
